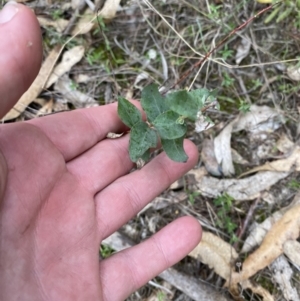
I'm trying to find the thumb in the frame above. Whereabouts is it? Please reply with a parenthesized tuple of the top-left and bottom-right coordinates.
(0, 2, 42, 118)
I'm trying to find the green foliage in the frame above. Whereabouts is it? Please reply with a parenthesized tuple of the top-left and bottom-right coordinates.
(117, 84, 217, 163)
(221, 72, 235, 87)
(118, 97, 142, 128)
(100, 244, 114, 258)
(288, 179, 300, 190)
(165, 89, 211, 121)
(219, 45, 234, 61)
(129, 121, 157, 162)
(238, 100, 251, 113)
(51, 9, 64, 21)
(141, 84, 168, 123)
(187, 190, 201, 205)
(153, 111, 187, 140)
(161, 137, 188, 162)
(213, 193, 238, 240)
(264, 0, 300, 26)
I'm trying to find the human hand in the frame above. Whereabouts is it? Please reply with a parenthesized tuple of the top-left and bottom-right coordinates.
(0, 3, 202, 300)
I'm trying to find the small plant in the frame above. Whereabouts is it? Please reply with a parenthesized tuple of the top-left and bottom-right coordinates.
(213, 193, 238, 239)
(238, 100, 251, 113)
(50, 9, 64, 21)
(187, 190, 201, 205)
(288, 179, 300, 190)
(261, 0, 300, 26)
(117, 84, 217, 164)
(221, 72, 235, 87)
(219, 45, 234, 61)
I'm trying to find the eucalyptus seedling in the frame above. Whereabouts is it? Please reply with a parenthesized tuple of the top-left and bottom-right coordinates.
(117, 2, 280, 165)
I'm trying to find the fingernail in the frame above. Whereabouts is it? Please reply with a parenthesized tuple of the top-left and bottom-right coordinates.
(0, 1, 19, 24)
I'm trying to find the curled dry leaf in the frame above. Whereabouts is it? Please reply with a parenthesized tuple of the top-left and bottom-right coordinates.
(46, 46, 85, 88)
(228, 204, 300, 285)
(201, 139, 222, 177)
(235, 36, 251, 65)
(241, 190, 300, 253)
(37, 17, 69, 33)
(241, 211, 283, 253)
(189, 231, 238, 280)
(214, 121, 235, 176)
(214, 105, 284, 176)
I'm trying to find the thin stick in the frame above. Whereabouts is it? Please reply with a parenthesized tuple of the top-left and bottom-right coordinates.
(164, 1, 282, 93)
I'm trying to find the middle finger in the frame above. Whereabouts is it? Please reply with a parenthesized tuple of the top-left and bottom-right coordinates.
(66, 134, 133, 194)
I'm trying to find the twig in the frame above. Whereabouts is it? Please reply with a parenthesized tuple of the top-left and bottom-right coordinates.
(63, 0, 87, 36)
(233, 196, 261, 250)
(163, 1, 282, 93)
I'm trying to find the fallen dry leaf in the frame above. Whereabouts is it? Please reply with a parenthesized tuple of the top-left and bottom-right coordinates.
(98, 0, 121, 19)
(241, 211, 283, 254)
(2, 46, 61, 121)
(54, 75, 98, 108)
(190, 231, 274, 301)
(46, 46, 85, 88)
(287, 65, 300, 81)
(283, 240, 300, 267)
(33, 98, 54, 116)
(231, 148, 249, 165)
(37, 16, 69, 33)
(239, 280, 274, 301)
(189, 231, 238, 280)
(71, 9, 95, 35)
(214, 121, 235, 176)
(201, 139, 222, 177)
(276, 133, 294, 154)
(241, 191, 300, 253)
(271, 256, 300, 301)
(193, 170, 289, 201)
(239, 146, 300, 177)
(228, 204, 300, 285)
(214, 105, 284, 176)
(235, 36, 251, 65)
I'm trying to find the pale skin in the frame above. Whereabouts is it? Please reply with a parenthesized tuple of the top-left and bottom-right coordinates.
(0, 3, 202, 301)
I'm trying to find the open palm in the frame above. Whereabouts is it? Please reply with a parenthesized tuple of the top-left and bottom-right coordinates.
(0, 3, 201, 301)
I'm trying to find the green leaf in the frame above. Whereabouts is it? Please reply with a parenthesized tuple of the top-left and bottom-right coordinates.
(161, 137, 188, 162)
(190, 88, 215, 106)
(153, 111, 187, 139)
(165, 88, 212, 121)
(165, 90, 198, 120)
(118, 97, 142, 128)
(129, 121, 157, 162)
(141, 84, 169, 123)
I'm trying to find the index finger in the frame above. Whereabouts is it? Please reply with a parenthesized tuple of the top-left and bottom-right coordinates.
(28, 102, 127, 161)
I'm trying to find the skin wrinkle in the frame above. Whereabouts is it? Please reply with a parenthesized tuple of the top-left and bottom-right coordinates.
(107, 251, 141, 300)
(95, 180, 137, 239)
(118, 180, 142, 218)
(151, 232, 171, 268)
